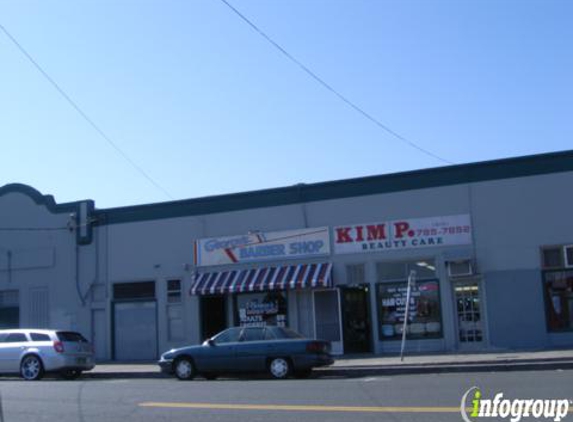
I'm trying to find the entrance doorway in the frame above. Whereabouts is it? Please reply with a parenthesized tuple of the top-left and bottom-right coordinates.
(200, 296, 227, 341)
(313, 289, 343, 355)
(341, 285, 372, 354)
(453, 280, 485, 349)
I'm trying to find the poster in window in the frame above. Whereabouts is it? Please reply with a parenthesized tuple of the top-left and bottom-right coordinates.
(377, 280, 442, 339)
(236, 292, 288, 327)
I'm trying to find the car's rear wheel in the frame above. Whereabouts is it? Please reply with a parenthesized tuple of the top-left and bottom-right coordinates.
(174, 357, 196, 380)
(268, 357, 291, 379)
(61, 369, 82, 380)
(20, 355, 44, 381)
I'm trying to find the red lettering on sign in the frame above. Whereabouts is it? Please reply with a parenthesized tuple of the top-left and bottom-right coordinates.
(366, 224, 387, 240)
(394, 221, 410, 238)
(355, 226, 364, 242)
(336, 227, 353, 243)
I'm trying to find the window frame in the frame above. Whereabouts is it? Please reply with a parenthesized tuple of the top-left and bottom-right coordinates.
(376, 277, 444, 341)
(346, 263, 366, 285)
(167, 279, 182, 304)
(540, 246, 565, 270)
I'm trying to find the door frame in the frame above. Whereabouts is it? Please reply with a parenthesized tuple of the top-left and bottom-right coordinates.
(452, 277, 488, 351)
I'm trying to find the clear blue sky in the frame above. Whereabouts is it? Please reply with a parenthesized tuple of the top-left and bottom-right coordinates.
(1, 0, 571, 208)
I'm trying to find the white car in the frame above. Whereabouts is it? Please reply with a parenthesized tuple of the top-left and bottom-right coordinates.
(0, 329, 95, 380)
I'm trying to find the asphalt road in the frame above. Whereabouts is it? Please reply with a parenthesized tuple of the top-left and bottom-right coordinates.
(0, 370, 572, 422)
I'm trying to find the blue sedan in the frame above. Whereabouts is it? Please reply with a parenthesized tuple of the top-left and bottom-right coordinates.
(158, 326, 334, 380)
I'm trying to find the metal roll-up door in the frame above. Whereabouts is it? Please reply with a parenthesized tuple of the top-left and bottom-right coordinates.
(113, 282, 157, 361)
(114, 301, 157, 361)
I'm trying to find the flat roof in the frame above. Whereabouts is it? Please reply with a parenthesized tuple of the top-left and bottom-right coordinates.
(95, 149, 573, 225)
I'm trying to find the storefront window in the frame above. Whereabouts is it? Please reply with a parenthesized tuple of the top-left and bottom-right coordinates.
(235, 292, 288, 327)
(544, 270, 573, 331)
(377, 280, 442, 340)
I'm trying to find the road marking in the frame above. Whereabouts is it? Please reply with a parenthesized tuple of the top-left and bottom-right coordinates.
(139, 402, 471, 413)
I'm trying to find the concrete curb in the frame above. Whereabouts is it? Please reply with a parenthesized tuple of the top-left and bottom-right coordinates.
(316, 360, 573, 378)
(84, 359, 573, 380)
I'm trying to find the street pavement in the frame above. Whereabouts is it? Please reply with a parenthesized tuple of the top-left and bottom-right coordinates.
(88, 348, 573, 378)
(0, 369, 572, 422)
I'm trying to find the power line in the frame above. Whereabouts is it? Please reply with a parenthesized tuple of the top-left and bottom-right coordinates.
(0, 23, 175, 200)
(217, 0, 453, 165)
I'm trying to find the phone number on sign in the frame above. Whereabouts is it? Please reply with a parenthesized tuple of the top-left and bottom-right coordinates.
(415, 225, 471, 237)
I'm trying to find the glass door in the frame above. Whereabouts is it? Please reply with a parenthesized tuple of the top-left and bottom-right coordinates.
(341, 285, 372, 354)
(453, 280, 485, 349)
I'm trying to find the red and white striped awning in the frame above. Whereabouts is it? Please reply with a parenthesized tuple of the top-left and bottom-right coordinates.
(190, 262, 332, 296)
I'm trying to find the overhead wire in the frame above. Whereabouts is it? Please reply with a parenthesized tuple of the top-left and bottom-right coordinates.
(217, 0, 454, 165)
(0, 23, 175, 200)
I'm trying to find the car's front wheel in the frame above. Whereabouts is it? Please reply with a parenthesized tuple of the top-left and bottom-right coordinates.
(20, 355, 44, 381)
(268, 357, 291, 379)
(174, 357, 196, 380)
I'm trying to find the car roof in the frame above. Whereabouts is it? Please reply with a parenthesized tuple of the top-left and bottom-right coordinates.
(0, 328, 66, 334)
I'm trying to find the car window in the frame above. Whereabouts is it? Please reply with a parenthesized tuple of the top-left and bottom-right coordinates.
(263, 328, 276, 340)
(57, 331, 87, 342)
(241, 327, 264, 342)
(4, 333, 28, 343)
(213, 328, 241, 344)
(30, 333, 51, 342)
(270, 327, 305, 339)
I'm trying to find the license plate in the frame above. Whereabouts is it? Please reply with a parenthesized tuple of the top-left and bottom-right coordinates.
(76, 358, 87, 364)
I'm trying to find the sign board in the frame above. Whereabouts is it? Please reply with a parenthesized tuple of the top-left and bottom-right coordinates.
(194, 227, 330, 267)
(334, 214, 472, 254)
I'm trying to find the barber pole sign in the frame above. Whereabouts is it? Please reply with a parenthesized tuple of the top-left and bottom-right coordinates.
(333, 214, 472, 254)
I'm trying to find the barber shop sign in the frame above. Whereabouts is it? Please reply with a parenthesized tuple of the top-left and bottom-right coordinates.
(333, 214, 472, 254)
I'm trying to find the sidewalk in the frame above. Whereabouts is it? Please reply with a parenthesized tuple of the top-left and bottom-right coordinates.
(87, 349, 573, 379)
(320, 349, 573, 377)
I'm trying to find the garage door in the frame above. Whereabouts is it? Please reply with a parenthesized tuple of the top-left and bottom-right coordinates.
(114, 301, 157, 361)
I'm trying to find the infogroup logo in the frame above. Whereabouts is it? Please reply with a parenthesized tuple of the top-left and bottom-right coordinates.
(461, 387, 571, 422)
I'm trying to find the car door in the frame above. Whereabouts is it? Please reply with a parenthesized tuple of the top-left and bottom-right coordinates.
(0, 332, 29, 373)
(196, 327, 240, 373)
(234, 327, 268, 372)
(0, 332, 10, 372)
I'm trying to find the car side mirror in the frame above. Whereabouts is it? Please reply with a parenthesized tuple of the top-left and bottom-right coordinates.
(207, 339, 215, 347)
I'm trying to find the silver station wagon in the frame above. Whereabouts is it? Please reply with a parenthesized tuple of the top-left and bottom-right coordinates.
(0, 329, 95, 380)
